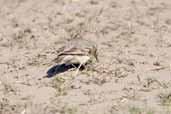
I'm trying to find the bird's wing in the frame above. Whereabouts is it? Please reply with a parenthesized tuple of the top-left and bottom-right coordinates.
(52, 46, 89, 63)
(58, 46, 89, 56)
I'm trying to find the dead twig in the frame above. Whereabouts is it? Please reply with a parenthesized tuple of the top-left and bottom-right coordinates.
(149, 66, 168, 71)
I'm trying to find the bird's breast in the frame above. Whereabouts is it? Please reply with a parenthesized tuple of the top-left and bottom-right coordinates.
(62, 55, 90, 65)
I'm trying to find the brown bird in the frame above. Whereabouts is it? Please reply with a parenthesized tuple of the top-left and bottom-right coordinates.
(53, 39, 98, 75)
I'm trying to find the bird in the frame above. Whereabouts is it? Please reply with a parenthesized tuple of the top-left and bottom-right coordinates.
(52, 38, 98, 76)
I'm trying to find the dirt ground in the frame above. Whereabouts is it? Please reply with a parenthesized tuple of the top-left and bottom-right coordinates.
(0, 0, 171, 114)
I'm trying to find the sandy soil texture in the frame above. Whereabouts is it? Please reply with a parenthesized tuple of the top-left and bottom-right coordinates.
(0, 0, 171, 114)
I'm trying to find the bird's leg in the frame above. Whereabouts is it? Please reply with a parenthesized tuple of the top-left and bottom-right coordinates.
(71, 64, 78, 69)
(68, 64, 78, 72)
(74, 63, 83, 77)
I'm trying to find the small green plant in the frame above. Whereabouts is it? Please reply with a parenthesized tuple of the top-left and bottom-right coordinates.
(158, 92, 171, 106)
(52, 77, 67, 96)
(129, 107, 142, 114)
(60, 105, 77, 114)
(67, 107, 77, 114)
(147, 110, 154, 114)
(129, 107, 155, 114)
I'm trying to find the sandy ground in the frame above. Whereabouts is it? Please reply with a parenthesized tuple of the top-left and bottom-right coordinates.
(0, 0, 171, 114)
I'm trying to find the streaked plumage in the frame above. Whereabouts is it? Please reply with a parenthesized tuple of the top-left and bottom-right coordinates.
(53, 39, 98, 67)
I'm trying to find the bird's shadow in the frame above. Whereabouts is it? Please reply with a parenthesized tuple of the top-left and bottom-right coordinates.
(45, 64, 83, 78)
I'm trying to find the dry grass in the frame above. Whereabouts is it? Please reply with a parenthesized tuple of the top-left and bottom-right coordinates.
(0, 0, 171, 114)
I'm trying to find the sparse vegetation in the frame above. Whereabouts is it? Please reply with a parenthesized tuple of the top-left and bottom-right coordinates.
(52, 77, 67, 96)
(129, 107, 155, 114)
(0, 0, 171, 114)
(60, 105, 78, 114)
(158, 92, 171, 106)
(129, 107, 142, 114)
